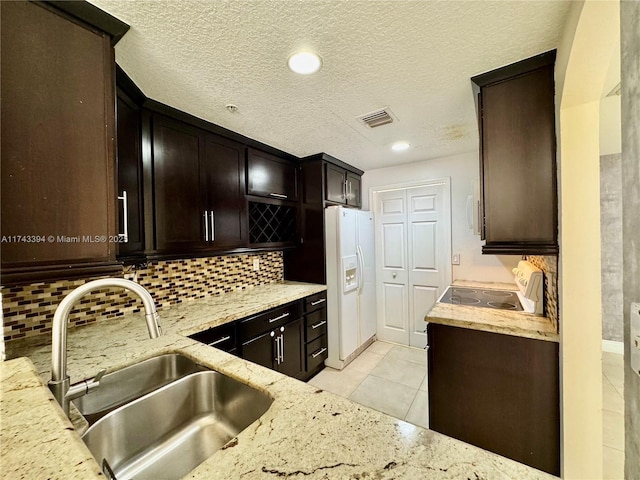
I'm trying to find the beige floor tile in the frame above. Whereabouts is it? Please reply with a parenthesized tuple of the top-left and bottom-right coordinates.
(405, 390, 429, 428)
(307, 367, 368, 398)
(602, 351, 624, 369)
(603, 409, 625, 451)
(603, 446, 625, 480)
(349, 375, 417, 420)
(603, 375, 624, 415)
(419, 375, 427, 392)
(603, 363, 625, 395)
(365, 340, 395, 356)
(369, 356, 425, 389)
(343, 351, 384, 375)
(385, 345, 427, 366)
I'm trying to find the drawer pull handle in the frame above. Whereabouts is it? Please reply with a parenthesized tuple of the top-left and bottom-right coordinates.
(269, 193, 288, 199)
(269, 312, 290, 323)
(118, 191, 129, 243)
(310, 298, 326, 306)
(312, 347, 328, 359)
(207, 335, 231, 347)
(311, 320, 327, 329)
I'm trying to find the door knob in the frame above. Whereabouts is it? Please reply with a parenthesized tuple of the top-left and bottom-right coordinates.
(392, 272, 397, 278)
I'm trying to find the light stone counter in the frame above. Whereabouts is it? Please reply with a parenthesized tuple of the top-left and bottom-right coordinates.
(2, 281, 557, 479)
(425, 280, 559, 342)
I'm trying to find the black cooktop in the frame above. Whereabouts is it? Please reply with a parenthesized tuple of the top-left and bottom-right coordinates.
(439, 286, 523, 311)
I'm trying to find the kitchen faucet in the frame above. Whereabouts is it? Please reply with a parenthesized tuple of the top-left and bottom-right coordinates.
(48, 278, 162, 417)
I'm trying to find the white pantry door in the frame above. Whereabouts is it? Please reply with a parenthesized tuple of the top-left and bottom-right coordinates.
(374, 181, 451, 347)
(375, 189, 410, 345)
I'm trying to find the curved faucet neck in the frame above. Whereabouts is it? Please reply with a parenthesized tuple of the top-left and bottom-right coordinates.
(49, 278, 161, 406)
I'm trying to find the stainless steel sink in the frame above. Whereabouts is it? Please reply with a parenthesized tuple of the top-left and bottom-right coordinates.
(81, 370, 273, 480)
(72, 354, 206, 424)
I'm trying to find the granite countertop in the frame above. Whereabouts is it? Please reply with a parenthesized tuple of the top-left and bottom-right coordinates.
(425, 280, 559, 342)
(2, 281, 556, 479)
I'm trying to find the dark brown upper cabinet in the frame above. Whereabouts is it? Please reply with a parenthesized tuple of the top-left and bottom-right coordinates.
(0, 1, 128, 284)
(116, 91, 145, 261)
(247, 148, 299, 202)
(325, 163, 362, 208)
(151, 114, 247, 255)
(202, 133, 247, 249)
(283, 153, 363, 284)
(472, 50, 558, 255)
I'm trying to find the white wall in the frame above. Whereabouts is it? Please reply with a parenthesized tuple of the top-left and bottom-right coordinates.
(554, 0, 619, 476)
(362, 151, 519, 284)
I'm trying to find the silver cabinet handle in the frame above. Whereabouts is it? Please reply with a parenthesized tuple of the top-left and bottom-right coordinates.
(311, 320, 327, 329)
(312, 347, 327, 359)
(269, 193, 288, 199)
(207, 335, 231, 347)
(271, 331, 279, 365)
(343, 179, 348, 200)
(310, 298, 326, 306)
(279, 327, 284, 363)
(203, 210, 209, 242)
(210, 211, 215, 241)
(118, 191, 129, 242)
(268, 312, 290, 323)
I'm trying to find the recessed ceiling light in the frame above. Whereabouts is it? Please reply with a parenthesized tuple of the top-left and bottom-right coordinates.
(391, 141, 410, 152)
(288, 51, 322, 75)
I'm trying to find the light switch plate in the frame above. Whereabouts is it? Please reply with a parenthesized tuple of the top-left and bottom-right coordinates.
(452, 254, 460, 265)
(631, 303, 640, 377)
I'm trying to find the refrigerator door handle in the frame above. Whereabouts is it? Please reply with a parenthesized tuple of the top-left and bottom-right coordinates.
(356, 245, 365, 293)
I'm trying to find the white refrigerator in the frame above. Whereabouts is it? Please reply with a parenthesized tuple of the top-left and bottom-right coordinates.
(324, 206, 377, 370)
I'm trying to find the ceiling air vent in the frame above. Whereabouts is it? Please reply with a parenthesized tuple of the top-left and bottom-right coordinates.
(356, 107, 396, 128)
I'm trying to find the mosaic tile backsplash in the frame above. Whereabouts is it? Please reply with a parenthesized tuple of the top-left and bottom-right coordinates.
(2, 252, 283, 342)
(527, 255, 558, 332)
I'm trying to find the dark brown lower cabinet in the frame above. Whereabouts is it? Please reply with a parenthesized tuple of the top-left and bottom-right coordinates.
(427, 323, 560, 476)
(240, 317, 304, 379)
(189, 294, 324, 381)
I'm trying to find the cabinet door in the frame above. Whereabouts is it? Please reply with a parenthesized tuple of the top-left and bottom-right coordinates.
(247, 149, 298, 201)
(277, 318, 304, 378)
(116, 94, 144, 257)
(1, 1, 117, 277)
(478, 61, 557, 254)
(325, 163, 346, 204)
(428, 323, 560, 476)
(241, 330, 275, 369)
(202, 134, 247, 248)
(152, 115, 206, 252)
(346, 172, 361, 207)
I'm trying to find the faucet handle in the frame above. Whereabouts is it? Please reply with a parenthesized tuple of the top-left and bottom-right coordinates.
(83, 368, 107, 395)
(65, 368, 107, 401)
(93, 368, 107, 382)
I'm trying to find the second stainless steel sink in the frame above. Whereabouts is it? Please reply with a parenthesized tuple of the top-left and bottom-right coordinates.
(73, 354, 206, 424)
(82, 370, 273, 479)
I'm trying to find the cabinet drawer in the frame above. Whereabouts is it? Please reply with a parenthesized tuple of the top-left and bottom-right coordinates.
(305, 291, 327, 312)
(247, 148, 298, 201)
(305, 308, 327, 342)
(239, 301, 303, 340)
(188, 322, 237, 353)
(306, 335, 328, 373)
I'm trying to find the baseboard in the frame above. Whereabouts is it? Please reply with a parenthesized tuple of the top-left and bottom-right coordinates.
(602, 339, 624, 354)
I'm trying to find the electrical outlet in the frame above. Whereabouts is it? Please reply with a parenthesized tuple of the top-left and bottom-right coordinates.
(253, 258, 260, 271)
(452, 253, 460, 265)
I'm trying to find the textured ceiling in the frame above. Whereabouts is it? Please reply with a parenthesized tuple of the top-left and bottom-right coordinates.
(88, 0, 573, 171)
